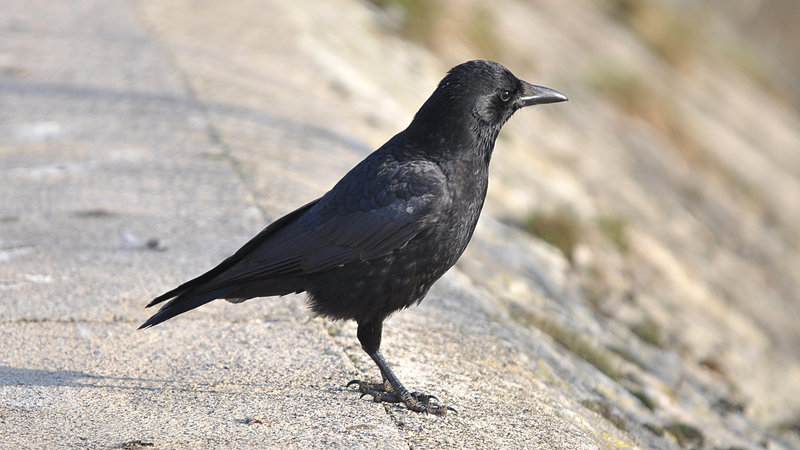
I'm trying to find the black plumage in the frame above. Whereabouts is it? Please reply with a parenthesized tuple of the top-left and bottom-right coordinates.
(141, 60, 567, 414)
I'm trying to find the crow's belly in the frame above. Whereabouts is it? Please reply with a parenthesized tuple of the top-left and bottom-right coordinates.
(304, 231, 464, 324)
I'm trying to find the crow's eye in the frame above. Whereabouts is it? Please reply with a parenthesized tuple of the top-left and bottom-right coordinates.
(500, 90, 512, 102)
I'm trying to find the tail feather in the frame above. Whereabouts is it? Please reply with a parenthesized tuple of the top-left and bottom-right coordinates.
(143, 199, 320, 311)
(138, 287, 232, 329)
(145, 281, 198, 308)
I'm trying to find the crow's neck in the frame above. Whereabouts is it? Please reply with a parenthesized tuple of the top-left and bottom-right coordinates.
(405, 107, 500, 166)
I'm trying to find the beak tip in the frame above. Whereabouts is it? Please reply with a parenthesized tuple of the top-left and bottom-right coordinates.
(546, 89, 569, 104)
(519, 82, 569, 106)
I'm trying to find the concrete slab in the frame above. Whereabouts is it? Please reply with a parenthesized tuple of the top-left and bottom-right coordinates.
(6, 0, 794, 448)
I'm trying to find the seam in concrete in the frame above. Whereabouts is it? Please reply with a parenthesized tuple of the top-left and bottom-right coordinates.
(127, 0, 260, 215)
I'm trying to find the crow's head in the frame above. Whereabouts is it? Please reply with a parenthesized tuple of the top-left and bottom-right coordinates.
(409, 60, 567, 149)
(444, 60, 567, 126)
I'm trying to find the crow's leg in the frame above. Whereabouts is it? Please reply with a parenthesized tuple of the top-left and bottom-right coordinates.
(347, 319, 455, 415)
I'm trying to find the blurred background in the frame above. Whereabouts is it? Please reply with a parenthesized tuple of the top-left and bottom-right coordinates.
(2, 0, 799, 447)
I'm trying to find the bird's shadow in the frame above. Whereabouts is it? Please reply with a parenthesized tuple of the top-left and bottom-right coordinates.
(0, 365, 356, 397)
(0, 365, 270, 395)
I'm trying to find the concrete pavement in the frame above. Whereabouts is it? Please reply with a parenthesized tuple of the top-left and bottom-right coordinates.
(8, 1, 792, 448)
(0, 0, 601, 448)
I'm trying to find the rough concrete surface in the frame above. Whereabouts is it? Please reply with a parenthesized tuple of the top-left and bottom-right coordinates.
(0, 1, 600, 448)
(3, 0, 800, 449)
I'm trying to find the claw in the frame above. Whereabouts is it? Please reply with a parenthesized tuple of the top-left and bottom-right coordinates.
(422, 404, 456, 416)
(346, 379, 360, 388)
(410, 392, 438, 403)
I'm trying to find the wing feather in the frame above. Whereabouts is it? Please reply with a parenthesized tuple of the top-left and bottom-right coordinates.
(201, 159, 449, 288)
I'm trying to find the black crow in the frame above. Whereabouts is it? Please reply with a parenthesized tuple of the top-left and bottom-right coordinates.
(140, 60, 567, 415)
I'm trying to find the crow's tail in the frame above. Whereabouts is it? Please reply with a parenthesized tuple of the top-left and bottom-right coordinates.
(138, 286, 233, 329)
(138, 199, 321, 329)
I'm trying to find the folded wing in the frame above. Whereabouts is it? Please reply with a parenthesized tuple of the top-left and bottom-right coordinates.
(140, 159, 449, 328)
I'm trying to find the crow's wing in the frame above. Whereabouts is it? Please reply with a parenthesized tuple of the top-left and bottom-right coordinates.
(207, 159, 450, 286)
(141, 156, 450, 328)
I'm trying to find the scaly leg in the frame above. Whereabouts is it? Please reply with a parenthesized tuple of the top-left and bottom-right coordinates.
(347, 319, 455, 415)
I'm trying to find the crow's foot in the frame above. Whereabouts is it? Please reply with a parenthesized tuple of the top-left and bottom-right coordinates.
(347, 379, 455, 415)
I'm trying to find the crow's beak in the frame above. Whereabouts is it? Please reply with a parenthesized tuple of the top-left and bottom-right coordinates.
(518, 81, 568, 107)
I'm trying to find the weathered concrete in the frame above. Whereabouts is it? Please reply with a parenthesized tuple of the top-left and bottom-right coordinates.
(0, 1, 600, 448)
(3, 0, 800, 449)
